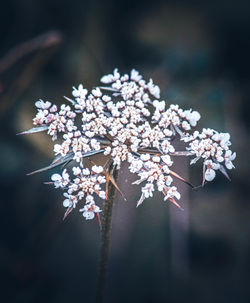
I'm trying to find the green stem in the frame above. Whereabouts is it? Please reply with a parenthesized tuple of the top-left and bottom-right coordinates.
(96, 167, 118, 303)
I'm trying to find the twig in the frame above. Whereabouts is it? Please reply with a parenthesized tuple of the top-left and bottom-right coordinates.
(0, 31, 62, 74)
(0, 31, 62, 117)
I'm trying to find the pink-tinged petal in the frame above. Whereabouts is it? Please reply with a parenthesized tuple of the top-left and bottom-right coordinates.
(174, 191, 181, 200)
(212, 162, 220, 170)
(84, 212, 95, 220)
(62, 169, 69, 179)
(217, 156, 224, 162)
(225, 161, 234, 170)
(63, 199, 70, 208)
(231, 152, 236, 161)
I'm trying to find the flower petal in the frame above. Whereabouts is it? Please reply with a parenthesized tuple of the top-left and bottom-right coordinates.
(205, 168, 216, 181)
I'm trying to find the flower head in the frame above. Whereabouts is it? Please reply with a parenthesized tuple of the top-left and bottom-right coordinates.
(23, 68, 236, 223)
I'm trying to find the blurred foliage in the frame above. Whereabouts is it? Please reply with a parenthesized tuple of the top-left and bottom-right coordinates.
(0, 0, 250, 302)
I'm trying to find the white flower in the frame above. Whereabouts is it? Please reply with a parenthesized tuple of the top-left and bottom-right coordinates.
(92, 165, 104, 174)
(33, 110, 48, 125)
(224, 150, 236, 169)
(92, 87, 102, 97)
(131, 69, 142, 82)
(99, 191, 106, 199)
(79, 202, 101, 220)
(86, 195, 94, 203)
(100, 74, 113, 84)
(153, 100, 165, 111)
(50, 105, 57, 113)
(161, 155, 173, 166)
(53, 144, 62, 155)
(73, 151, 83, 163)
(147, 79, 160, 98)
(205, 168, 216, 181)
(140, 154, 150, 161)
(35, 100, 51, 109)
(164, 186, 181, 201)
(152, 156, 160, 163)
(203, 159, 219, 182)
(104, 146, 111, 155)
(51, 169, 70, 188)
(100, 68, 120, 84)
(220, 133, 231, 148)
(161, 140, 175, 153)
(182, 121, 191, 131)
(82, 168, 90, 175)
(73, 167, 81, 175)
(204, 160, 220, 170)
(63, 193, 78, 208)
(72, 84, 88, 98)
(186, 110, 200, 127)
(129, 159, 143, 173)
(142, 183, 154, 198)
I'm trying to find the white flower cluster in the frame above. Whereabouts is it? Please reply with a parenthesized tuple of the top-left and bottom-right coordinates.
(152, 103, 201, 135)
(51, 165, 105, 220)
(33, 100, 76, 140)
(100, 68, 160, 100)
(25, 68, 236, 223)
(129, 154, 181, 208)
(183, 128, 236, 182)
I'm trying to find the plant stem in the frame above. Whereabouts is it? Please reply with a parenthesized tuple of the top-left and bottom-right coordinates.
(96, 167, 118, 303)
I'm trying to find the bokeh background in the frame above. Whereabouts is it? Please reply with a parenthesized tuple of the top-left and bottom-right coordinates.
(0, 0, 249, 302)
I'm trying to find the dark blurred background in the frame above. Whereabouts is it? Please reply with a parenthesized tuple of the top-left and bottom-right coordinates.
(0, 0, 249, 302)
